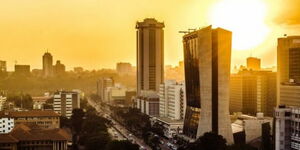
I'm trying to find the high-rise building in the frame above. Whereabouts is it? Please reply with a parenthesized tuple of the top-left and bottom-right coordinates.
(229, 70, 277, 117)
(53, 60, 66, 75)
(14, 65, 30, 75)
(43, 52, 53, 77)
(277, 36, 300, 107)
(53, 91, 80, 118)
(97, 77, 114, 102)
(159, 80, 186, 120)
(274, 105, 300, 150)
(182, 26, 233, 143)
(0, 61, 6, 72)
(116, 62, 132, 75)
(247, 57, 261, 70)
(136, 18, 164, 95)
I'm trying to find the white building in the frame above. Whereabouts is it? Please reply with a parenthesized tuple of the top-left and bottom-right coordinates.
(159, 80, 186, 120)
(275, 105, 300, 150)
(53, 91, 80, 118)
(0, 112, 14, 134)
(0, 96, 7, 111)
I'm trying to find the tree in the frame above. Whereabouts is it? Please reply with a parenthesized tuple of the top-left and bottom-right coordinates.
(7, 93, 33, 110)
(105, 140, 139, 150)
(226, 144, 257, 150)
(71, 109, 85, 150)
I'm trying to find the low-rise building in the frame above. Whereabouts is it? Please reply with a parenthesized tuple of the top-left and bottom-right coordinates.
(0, 110, 60, 131)
(135, 91, 159, 116)
(0, 112, 14, 134)
(275, 105, 300, 150)
(0, 124, 71, 150)
(153, 117, 184, 138)
(0, 96, 6, 111)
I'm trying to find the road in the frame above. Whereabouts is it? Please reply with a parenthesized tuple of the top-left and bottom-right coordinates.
(87, 98, 152, 150)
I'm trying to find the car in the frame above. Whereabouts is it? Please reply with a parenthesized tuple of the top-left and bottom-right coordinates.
(139, 146, 146, 150)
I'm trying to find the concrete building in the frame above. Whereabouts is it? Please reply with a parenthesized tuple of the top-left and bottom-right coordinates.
(0, 96, 6, 111)
(182, 26, 233, 143)
(136, 18, 164, 95)
(274, 105, 300, 150)
(43, 52, 53, 77)
(153, 117, 184, 138)
(53, 91, 80, 118)
(53, 60, 66, 75)
(247, 57, 261, 70)
(116, 62, 133, 75)
(0, 60, 6, 72)
(159, 80, 186, 120)
(230, 70, 277, 117)
(135, 91, 159, 116)
(0, 114, 14, 134)
(14, 65, 30, 75)
(0, 124, 70, 150)
(277, 36, 300, 107)
(97, 77, 114, 102)
(104, 86, 127, 105)
(0, 110, 60, 131)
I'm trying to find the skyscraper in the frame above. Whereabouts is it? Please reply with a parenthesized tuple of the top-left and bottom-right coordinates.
(182, 26, 233, 143)
(277, 36, 300, 107)
(136, 18, 164, 95)
(247, 57, 261, 70)
(43, 52, 53, 77)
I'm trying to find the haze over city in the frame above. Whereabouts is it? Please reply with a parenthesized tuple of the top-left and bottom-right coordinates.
(1, 0, 300, 71)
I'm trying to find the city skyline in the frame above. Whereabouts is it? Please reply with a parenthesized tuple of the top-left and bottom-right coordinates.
(1, 0, 300, 71)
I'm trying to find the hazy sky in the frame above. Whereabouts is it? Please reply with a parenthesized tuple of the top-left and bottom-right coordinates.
(0, 0, 300, 71)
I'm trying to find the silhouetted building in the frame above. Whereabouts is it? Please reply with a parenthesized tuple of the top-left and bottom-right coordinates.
(274, 105, 300, 150)
(14, 65, 30, 75)
(53, 91, 80, 118)
(73, 67, 84, 73)
(182, 26, 233, 143)
(136, 18, 164, 95)
(97, 77, 114, 102)
(116, 62, 132, 75)
(43, 52, 53, 77)
(53, 60, 66, 75)
(230, 70, 277, 117)
(0, 61, 6, 72)
(277, 36, 300, 107)
(247, 57, 261, 70)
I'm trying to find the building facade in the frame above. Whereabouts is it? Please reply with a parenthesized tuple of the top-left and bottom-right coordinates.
(136, 18, 164, 95)
(53, 91, 80, 118)
(182, 26, 233, 143)
(97, 77, 114, 102)
(14, 65, 30, 75)
(116, 62, 133, 75)
(230, 70, 277, 117)
(0, 115, 14, 134)
(43, 52, 53, 77)
(53, 60, 66, 75)
(275, 105, 300, 150)
(277, 36, 300, 107)
(135, 91, 159, 116)
(159, 80, 186, 120)
(247, 57, 261, 71)
(0, 60, 6, 72)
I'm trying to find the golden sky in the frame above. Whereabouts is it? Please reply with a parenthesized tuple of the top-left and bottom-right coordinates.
(0, 0, 300, 71)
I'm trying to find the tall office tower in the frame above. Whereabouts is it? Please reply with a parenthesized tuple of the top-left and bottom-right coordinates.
(43, 52, 53, 77)
(116, 62, 132, 75)
(53, 60, 66, 75)
(182, 26, 233, 143)
(159, 80, 186, 120)
(247, 57, 261, 70)
(53, 91, 80, 118)
(97, 77, 114, 102)
(229, 70, 277, 117)
(277, 36, 300, 107)
(274, 105, 300, 150)
(136, 18, 164, 95)
(0, 61, 6, 72)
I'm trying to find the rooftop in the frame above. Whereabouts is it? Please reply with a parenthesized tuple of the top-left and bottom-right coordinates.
(0, 110, 60, 118)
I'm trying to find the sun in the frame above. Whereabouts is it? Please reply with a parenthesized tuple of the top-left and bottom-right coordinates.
(209, 0, 269, 51)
